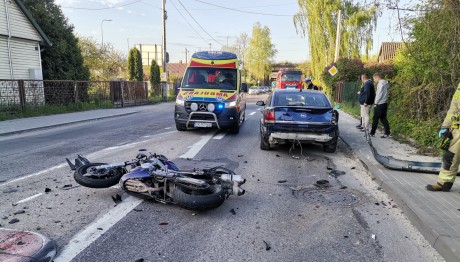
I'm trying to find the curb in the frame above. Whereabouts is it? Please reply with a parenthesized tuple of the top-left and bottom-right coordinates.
(0, 228, 57, 262)
(339, 135, 460, 262)
(0, 111, 138, 137)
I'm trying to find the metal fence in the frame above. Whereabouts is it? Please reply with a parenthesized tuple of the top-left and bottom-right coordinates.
(0, 80, 149, 112)
(334, 81, 361, 108)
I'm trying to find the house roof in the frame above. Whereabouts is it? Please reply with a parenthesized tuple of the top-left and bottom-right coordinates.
(378, 42, 404, 62)
(14, 0, 52, 46)
(168, 62, 187, 76)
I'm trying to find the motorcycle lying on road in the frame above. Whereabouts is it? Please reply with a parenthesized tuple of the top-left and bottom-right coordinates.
(66, 150, 246, 211)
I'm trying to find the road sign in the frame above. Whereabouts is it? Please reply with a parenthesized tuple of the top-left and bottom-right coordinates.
(328, 66, 338, 76)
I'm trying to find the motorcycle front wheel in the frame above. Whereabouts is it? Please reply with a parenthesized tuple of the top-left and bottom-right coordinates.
(74, 163, 124, 188)
(173, 184, 225, 211)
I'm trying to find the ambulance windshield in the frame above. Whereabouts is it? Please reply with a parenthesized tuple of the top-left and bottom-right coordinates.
(182, 68, 237, 90)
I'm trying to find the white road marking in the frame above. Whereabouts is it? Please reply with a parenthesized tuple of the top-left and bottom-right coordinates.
(54, 195, 143, 262)
(249, 112, 256, 116)
(257, 108, 261, 111)
(16, 193, 43, 204)
(0, 164, 66, 187)
(213, 133, 226, 140)
(164, 127, 172, 130)
(180, 131, 216, 159)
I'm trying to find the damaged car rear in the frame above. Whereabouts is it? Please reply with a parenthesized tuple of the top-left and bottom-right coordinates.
(257, 89, 339, 153)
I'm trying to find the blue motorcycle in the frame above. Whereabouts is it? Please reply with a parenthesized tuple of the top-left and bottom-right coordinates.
(66, 150, 245, 211)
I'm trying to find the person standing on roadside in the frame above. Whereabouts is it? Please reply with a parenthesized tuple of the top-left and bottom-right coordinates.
(426, 82, 460, 192)
(370, 73, 391, 138)
(358, 73, 375, 132)
(305, 78, 318, 90)
(356, 75, 363, 129)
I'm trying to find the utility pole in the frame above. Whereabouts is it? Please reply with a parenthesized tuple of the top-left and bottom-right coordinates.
(162, 0, 167, 77)
(334, 10, 341, 63)
(185, 48, 188, 64)
(226, 36, 229, 51)
(161, 0, 168, 101)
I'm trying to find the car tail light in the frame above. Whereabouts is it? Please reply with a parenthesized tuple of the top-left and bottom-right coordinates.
(265, 109, 275, 123)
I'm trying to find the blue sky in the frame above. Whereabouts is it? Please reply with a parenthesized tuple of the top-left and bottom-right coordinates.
(55, 0, 413, 63)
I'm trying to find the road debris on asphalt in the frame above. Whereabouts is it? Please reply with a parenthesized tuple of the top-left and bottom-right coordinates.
(159, 222, 169, 226)
(314, 180, 330, 188)
(230, 208, 236, 215)
(263, 240, 271, 251)
(330, 170, 346, 177)
(133, 208, 143, 212)
(238, 154, 244, 157)
(112, 194, 122, 204)
(9, 218, 20, 224)
(45, 188, 51, 193)
(135, 259, 144, 262)
(13, 210, 25, 215)
(277, 180, 287, 184)
(276, 154, 281, 157)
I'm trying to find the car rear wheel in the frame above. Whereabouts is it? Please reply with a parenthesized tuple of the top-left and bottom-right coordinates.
(323, 139, 337, 153)
(260, 134, 270, 150)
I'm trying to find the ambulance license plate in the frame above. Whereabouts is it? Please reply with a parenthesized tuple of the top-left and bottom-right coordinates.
(194, 122, 212, 128)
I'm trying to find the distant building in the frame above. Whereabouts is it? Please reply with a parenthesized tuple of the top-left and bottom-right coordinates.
(134, 44, 164, 67)
(378, 42, 404, 63)
(167, 61, 187, 78)
(0, 0, 52, 80)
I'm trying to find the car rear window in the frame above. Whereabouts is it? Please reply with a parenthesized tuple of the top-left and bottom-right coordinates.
(274, 92, 330, 107)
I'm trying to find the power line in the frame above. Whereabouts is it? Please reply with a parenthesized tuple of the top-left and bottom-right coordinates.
(170, 0, 208, 45)
(177, 0, 224, 46)
(194, 0, 294, 17)
(60, 0, 143, 10)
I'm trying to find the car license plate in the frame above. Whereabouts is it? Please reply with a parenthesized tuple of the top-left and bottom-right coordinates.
(287, 86, 296, 89)
(194, 122, 212, 128)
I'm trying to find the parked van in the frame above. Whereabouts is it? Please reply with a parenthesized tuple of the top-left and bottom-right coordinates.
(174, 51, 248, 134)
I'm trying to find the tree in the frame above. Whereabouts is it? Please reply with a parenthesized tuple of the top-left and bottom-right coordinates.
(293, 0, 377, 85)
(77, 36, 126, 81)
(127, 48, 143, 81)
(149, 59, 161, 96)
(22, 0, 89, 80)
(244, 23, 277, 84)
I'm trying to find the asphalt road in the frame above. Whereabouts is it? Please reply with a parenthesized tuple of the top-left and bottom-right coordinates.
(0, 95, 444, 262)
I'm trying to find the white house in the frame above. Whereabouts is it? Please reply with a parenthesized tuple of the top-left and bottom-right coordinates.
(0, 0, 52, 80)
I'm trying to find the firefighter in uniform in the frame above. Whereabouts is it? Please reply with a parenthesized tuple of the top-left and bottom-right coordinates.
(426, 82, 460, 191)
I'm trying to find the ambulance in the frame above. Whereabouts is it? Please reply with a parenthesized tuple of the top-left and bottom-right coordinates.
(174, 51, 248, 133)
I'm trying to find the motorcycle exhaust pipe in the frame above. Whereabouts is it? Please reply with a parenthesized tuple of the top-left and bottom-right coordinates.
(221, 174, 246, 185)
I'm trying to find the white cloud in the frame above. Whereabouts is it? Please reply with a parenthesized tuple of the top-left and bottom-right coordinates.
(127, 10, 132, 14)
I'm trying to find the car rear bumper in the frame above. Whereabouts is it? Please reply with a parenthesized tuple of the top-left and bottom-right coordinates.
(269, 132, 333, 143)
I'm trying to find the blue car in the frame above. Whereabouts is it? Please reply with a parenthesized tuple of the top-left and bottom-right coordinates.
(257, 89, 339, 152)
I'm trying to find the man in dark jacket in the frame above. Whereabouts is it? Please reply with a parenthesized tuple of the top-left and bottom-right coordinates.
(305, 78, 318, 90)
(358, 73, 376, 131)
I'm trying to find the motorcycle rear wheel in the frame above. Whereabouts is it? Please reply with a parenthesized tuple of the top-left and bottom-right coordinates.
(173, 184, 225, 211)
(74, 163, 124, 188)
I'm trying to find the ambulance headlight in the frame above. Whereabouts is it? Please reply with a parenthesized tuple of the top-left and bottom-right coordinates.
(207, 103, 215, 112)
(176, 97, 185, 106)
(191, 102, 198, 111)
(225, 101, 237, 108)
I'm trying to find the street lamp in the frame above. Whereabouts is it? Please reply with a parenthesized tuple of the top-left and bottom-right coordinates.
(101, 19, 113, 49)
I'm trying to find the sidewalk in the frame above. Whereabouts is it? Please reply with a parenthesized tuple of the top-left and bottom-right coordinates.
(339, 111, 460, 262)
(0, 107, 139, 136)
